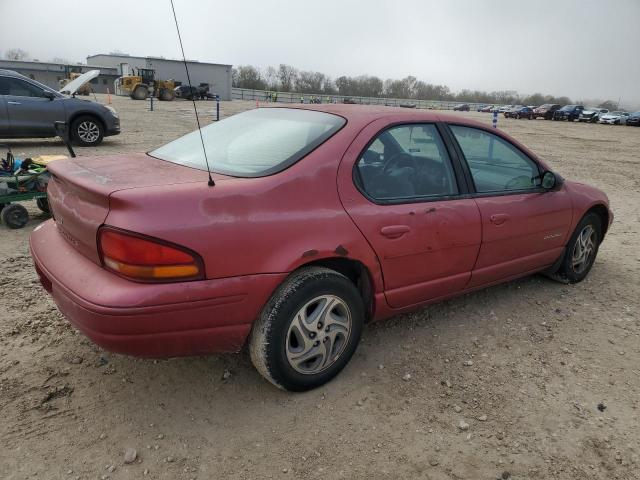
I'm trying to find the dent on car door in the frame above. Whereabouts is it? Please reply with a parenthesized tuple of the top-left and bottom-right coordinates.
(448, 125, 572, 287)
(337, 118, 481, 309)
(2, 77, 65, 135)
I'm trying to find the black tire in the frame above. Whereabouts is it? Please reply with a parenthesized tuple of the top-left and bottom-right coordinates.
(71, 115, 104, 146)
(158, 89, 175, 101)
(131, 85, 148, 100)
(1, 203, 29, 229)
(555, 213, 602, 283)
(36, 197, 50, 214)
(249, 267, 365, 391)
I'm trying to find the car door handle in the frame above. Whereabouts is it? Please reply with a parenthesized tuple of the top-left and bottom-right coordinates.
(7, 101, 21, 105)
(490, 213, 510, 225)
(380, 225, 410, 238)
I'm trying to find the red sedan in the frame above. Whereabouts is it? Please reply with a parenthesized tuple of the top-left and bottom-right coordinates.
(30, 105, 612, 391)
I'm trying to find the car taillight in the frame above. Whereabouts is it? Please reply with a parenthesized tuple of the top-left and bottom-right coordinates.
(97, 226, 205, 282)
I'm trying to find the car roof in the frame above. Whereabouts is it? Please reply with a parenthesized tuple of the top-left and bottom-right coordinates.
(0, 69, 24, 78)
(263, 104, 492, 130)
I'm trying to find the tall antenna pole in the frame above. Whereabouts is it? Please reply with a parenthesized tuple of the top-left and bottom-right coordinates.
(170, 0, 215, 186)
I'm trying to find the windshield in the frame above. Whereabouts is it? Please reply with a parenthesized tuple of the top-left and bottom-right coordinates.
(560, 105, 576, 111)
(149, 108, 346, 177)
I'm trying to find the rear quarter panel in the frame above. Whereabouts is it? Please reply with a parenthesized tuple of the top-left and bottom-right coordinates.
(105, 124, 385, 293)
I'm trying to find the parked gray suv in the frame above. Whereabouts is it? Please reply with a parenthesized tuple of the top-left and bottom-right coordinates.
(0, 69, 120, 146)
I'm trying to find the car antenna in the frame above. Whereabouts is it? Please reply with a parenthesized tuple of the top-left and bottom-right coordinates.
(170, 0, 215, 187)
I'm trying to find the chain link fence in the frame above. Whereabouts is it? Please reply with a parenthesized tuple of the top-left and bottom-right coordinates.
(232, 88, 489, 111)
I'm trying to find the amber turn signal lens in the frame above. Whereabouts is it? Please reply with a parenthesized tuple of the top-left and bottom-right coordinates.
(98, 227, 204, 282)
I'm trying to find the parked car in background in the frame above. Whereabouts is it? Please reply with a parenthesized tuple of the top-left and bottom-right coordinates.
(480, 105, 495, 113)
(503, 105, 522, 118)
(505, 106, 534, 119)
(498, 105, 513, 113)
(453, 104, 470, 111)
(174, 84, 216, 101)
(579, 107, 609, 123)
(553, 105, 585, 121)
(0, 69, 120, 146)
(626, 111, 640, 126)
(30, 105, 612, 391)
(476, 105, 486, 112)
(599, 111, 630, 125)
(533, 104, 561, 120)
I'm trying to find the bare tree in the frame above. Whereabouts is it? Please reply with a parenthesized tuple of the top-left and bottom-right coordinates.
(4, 48, 30, 61)
(233, 65, 266, 90)
(277, 64, 298, 92)
(263, 66, 279, 90)
(597, 100, 618, 110)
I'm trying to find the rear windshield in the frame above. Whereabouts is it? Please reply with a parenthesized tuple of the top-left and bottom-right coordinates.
(149, 108, 345, 177)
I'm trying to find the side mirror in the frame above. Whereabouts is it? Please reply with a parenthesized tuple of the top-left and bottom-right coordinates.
(43, 91, 56, 100)
(541, 171, 561, 190)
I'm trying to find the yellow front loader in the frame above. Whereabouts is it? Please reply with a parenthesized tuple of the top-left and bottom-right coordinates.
(116, 68, 175, 101)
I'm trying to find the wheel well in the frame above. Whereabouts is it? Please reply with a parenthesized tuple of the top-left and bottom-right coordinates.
(587, 204, 610, 235)
(303, 257, 375, 322)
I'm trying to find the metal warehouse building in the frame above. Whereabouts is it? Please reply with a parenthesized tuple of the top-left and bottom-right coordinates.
(86, 54, 233, 100)
(0, 59, 120, 94)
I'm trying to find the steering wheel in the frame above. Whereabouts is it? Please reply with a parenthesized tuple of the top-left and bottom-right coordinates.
(383, 152, 418, 174)
(505, 175, 533, 190)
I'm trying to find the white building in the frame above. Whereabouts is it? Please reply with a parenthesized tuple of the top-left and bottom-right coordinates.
(87, 54, 233, 100)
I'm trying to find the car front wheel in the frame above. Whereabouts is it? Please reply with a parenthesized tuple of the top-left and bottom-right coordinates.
(249, 267, 364, 391)
(71, 116, 104, 146)
(555, 213, 602, 283)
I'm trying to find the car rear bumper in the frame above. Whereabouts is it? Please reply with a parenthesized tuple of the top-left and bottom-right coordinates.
(30, 220, 286, 358)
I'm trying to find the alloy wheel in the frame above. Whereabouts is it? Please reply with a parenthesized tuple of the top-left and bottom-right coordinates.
(285, 295, 352, 375)
(572, 225, 596, 274)
(77, 121, 100, 143)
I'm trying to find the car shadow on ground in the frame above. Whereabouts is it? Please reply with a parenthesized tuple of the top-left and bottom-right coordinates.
(86, 271, 579, 403)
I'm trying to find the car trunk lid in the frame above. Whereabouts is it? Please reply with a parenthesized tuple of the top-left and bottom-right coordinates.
(46, 153, 223, 264)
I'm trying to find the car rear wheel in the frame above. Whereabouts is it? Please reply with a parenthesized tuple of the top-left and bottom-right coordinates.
(36, 197, 50, 214)
(71, 116, 104, 146)
(249, 267, 364, 391)
(1, 203, 29, 229)
(555, 213, 602, 283)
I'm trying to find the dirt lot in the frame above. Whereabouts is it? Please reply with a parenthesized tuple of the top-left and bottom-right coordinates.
(1, 95, 639, 480)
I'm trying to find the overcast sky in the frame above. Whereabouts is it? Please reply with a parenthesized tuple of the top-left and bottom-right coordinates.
(1, 0, 638, 104)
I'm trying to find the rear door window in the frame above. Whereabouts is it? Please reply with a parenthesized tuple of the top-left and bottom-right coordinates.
(355, 124, 459, 201)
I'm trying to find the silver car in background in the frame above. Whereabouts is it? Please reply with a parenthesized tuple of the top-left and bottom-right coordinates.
(599, 111, 630, 125)
(0, 69, 120, 146)
(579, 107, 608, 123)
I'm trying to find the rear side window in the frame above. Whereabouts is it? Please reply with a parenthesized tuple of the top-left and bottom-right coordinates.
(450, 125, 540, 193)
(150, 108, 345, 177)
(356, 124, 459, 201)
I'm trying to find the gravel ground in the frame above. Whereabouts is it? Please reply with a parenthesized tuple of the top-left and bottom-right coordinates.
(1, 95, 639, 480)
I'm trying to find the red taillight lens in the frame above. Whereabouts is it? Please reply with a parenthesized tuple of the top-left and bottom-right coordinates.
(98, 227, 204, 282)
